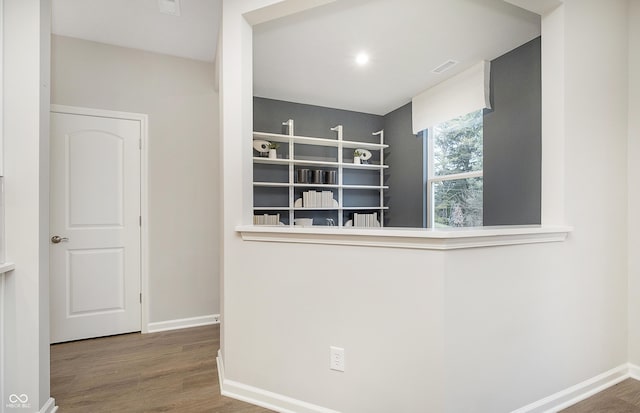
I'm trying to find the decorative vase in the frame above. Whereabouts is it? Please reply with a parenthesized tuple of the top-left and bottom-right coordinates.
(269, 149, 277, 159)
(353, 157, 361, 164)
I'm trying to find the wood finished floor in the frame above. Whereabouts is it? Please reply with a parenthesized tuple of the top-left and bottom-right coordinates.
(52, 325, 640, 412)
(561, 379, 640, 413)
(50, 324, 274, 412)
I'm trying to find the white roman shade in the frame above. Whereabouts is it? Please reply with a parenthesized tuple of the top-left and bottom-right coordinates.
(411, 61, 491, 134)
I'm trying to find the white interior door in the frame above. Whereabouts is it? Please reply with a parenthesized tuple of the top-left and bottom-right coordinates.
(50, 110, 141, 343)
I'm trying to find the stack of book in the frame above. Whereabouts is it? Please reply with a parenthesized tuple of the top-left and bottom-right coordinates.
(353, 212, 379, 227)
(253, 213, 280, 225)
(302, 190, 335, 208)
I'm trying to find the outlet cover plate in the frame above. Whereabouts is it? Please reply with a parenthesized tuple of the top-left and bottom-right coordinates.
(330, 346, 345, 372)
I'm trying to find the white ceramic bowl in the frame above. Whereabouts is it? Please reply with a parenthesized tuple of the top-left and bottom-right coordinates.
(293, 218, 314, 227)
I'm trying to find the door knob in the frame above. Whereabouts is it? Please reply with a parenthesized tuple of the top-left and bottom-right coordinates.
(51, 235, 69, 244)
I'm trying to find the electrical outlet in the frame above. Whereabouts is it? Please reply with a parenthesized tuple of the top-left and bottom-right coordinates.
(330, 346, 345, 372)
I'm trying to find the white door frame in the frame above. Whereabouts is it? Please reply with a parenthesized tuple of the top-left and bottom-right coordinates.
(50, 104, 150, 333)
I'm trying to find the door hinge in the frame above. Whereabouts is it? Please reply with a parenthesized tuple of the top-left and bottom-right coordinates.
(139, 216, 142, 226)
(140, 293, 142, 304)
(139, 138, 142, 149)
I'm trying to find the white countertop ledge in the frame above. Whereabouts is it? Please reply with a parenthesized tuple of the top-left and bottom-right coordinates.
(236, 225, 573, 250)
(0, 262, 16, 274)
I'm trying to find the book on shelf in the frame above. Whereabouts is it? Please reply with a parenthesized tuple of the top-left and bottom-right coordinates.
(253, 213, 280, 225)
(301, 190, 335, 208)
(353, 212, 379, 227)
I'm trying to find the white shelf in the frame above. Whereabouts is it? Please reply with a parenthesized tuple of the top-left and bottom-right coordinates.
(342, 163, 388, 170)
(254, 182, 387, 190)
(253, 157, 291, 165)
(253, 131, 388, 150)
(253, 182, 291, 188)
(254, 207, 291, 211)
(255, 204, 387, 212)
(293, 207, 340, 211)
(253, 157, 387, 169)
(343, 206, 389, 210)
(253, 157, 341, 167)
(293, 183, 340, 189)
(342, 185, 389, 190)
(253, 122, 387, 227)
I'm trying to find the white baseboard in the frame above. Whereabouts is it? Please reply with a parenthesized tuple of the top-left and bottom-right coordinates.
(146, 314, 220, 333)
(216, 350, 340, 413)
(629, 363, 640, 380)
(512, 364, 631, 413)
(40, 397, 58, 413)
(217, 356, 639, 413)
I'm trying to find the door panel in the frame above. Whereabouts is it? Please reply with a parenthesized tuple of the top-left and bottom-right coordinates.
(68, 248, 125, 315)
(68, 131, 124, 227)
(50, 111, 141, 343)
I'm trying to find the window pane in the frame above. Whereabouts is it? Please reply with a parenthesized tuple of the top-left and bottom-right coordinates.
(433, 110, 483, 176)
(432, 177, 483, 227)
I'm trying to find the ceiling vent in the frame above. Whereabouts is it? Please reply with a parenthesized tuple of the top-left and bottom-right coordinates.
(432, 60, 458, 74)
(158, 0, 181, 16)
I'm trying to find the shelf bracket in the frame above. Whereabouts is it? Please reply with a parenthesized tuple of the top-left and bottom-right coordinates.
(330, 124, 343, 141)
(282, 119, 294, 136)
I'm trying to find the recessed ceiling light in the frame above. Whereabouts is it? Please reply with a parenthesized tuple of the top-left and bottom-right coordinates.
(355, 52, 370, 66)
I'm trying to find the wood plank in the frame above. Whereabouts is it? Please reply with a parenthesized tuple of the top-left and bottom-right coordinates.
(50, 324, 273, 413)
(53, 326, 640, 412)
(561, 379, 640, 413)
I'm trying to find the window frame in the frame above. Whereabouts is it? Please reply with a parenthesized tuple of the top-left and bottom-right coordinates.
(425, 112, 484, 229)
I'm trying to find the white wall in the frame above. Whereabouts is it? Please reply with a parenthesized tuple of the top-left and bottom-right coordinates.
(51, 35, 220, 324)
(2, 0, 52, 411)
(220, 0, 631, 412)
(628, 0, 640, 366)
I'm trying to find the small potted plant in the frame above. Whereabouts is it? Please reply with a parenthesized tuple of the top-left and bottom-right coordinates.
(268, 142, 279, 159)
(353, 149, 362, 164)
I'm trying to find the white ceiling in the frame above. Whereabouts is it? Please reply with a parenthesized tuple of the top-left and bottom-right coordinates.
(51, 0, 539, 115)
(253, 0, 541, 115)
(51, 0, 221, 62)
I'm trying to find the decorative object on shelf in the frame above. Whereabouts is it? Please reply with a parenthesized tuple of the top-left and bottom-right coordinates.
(253, 213, 281, 225)
(355, 148, 372, 165)
(312, 169, 324, 184)
(353, 149, 362, 164)
(294, 196, 339, 208)
(294, 218, 313, 227)
(268, 142, 279, 159)
(301, 190, 336, 208)
(326, 218, 336, 226)
(296, 169, 310, 183)
(295, 168, 336, 185)
(253, 139, 271, 157)
(324, 170, 337, 184)
(352, 212, 381, 227)
(345, 213, 381, 227)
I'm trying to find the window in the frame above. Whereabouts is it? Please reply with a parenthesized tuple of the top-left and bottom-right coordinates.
(427, 109, 483, 228)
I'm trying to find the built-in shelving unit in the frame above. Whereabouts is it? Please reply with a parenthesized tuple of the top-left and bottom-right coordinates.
(252, 119, 388, 227)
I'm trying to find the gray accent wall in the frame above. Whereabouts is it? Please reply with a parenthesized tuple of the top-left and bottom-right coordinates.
(253, 97, 422, 227)
(483, 37, 542, 225)
(254, 97, 383, 141)
(254, 36, 542, 227)
(383, 102, 424, 227)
